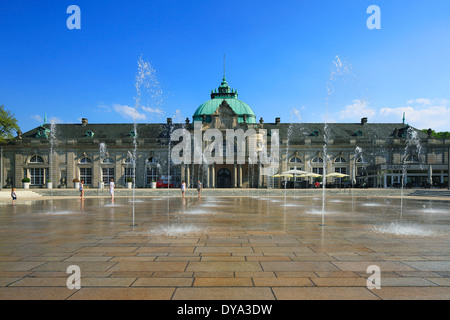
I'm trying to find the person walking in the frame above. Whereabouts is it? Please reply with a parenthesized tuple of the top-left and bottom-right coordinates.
(197, 180, 202, 199)
(109, 178, 115, 201)
(79, 180, 84, 199)
(11, 188, 17, 206)
(181, 180, 186, 198)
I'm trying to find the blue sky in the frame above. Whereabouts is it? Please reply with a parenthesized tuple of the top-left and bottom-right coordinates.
(1, 0, 450, 132)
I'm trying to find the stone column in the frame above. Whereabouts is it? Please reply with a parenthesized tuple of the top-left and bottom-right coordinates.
(238, 164, 242, 187)
(181, 165, 185, 183)
(67, 150, 76, 187)
(14, 153, 23, 188)
(186, 165, 190, 188)
(209, 166, 213, 188)
(234, 165, 237, 187)
(92, 153, 99, 188)
(115, 153, 122, 187)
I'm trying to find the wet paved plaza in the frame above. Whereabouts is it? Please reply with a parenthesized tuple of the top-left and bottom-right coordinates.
(0, 193, 449, 300)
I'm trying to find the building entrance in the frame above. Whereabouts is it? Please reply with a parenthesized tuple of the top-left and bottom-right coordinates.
(217, 168, 232, 188)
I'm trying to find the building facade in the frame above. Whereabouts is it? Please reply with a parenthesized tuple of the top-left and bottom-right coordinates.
(1, 77, 449, 189)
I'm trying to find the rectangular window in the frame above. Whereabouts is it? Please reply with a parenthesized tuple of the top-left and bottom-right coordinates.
(335, 167, 347, 174)
(170, 166, 181, 187)
(146, 167, 157, 185)
(79, 168, 92, 185)
(356, 166, 367, 176)
(312, 167, 323, 175)
(124, 167, 135, 184)
(102, 168, 115, 184)
(29, 168, 45, 185)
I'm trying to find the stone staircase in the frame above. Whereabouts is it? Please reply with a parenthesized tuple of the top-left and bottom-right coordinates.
(0, 189, 42, 199)
(2, 188, 449, 199)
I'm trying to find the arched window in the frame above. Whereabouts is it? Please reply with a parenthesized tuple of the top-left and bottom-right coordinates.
(29, 155, 44, 164)
(335, 156, 347, 163)
(290, 157, 302, 163)
(102, 158, 114, 164)
(80, 157, 92, 164)
(356, 156, 367, 163)
(312, 156, 323, 163)
(124, 152, 135, 164)
(147, 157, 158, 164)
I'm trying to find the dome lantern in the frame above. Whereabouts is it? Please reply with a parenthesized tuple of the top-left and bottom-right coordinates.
(194, 77, 256, 124)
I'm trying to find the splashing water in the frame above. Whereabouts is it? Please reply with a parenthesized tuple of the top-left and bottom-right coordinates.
(400, 127, 424, 212)
(369, 222, 436, 237)
(147, 225, 204, 237)
(290, 108, 302, 122)
(135, 55, 164, 113)
(130, 56, 164, 225)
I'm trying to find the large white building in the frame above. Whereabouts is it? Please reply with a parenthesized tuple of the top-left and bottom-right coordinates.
(2, 76, 449, 190)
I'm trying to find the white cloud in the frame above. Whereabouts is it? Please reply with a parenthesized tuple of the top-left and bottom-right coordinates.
(30, 114, 63, 124)
(97, 103, 111, 112)
(141, 106, 165, 116)
(380, 99, 450, 131)
(113, 104, 146, 121)
(407, 98, 432, 106)
(338, 99, 376, 121)
(48, 116, 63, 124)
(30, 114, 43, 123)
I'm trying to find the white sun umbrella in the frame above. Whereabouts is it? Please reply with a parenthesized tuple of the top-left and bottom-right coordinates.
(272, 173, 294, 178)
(326, 172, 350, 178)
(282, 169, 309, 175)
(295, 174, 311, 178)
(305, 173, 322, 178)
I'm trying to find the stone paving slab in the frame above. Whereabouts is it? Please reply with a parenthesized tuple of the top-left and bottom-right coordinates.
(172, 287, 275, 300)
(272, 287, 380, 300)
(68, 287, 175, 300)
(0, 196, 449, 300)
(373, 287, 450, 300)
(0, 287, 75, 300)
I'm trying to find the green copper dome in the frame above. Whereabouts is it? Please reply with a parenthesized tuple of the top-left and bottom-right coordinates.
(193, 77, 256, 124)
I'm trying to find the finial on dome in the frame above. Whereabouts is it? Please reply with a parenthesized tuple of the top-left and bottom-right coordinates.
(223, 54, 226, 81)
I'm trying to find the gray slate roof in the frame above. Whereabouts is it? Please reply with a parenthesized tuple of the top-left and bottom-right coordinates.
(17, 121, 426, 144)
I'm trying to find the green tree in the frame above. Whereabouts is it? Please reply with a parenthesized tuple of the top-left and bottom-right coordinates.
(421, 129, 450, 139)
(0, 105, 20, 143)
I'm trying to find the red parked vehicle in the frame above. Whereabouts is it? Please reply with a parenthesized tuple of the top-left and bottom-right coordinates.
(156, 176, 175, 188)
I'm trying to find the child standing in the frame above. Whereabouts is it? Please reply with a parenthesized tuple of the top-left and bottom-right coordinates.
(109, 178, 115, 201)
(79, 180, 84, 199)
(197, 180, 202, 199)
(181, 180, 186, 198)
(11, 188, 17, 206)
